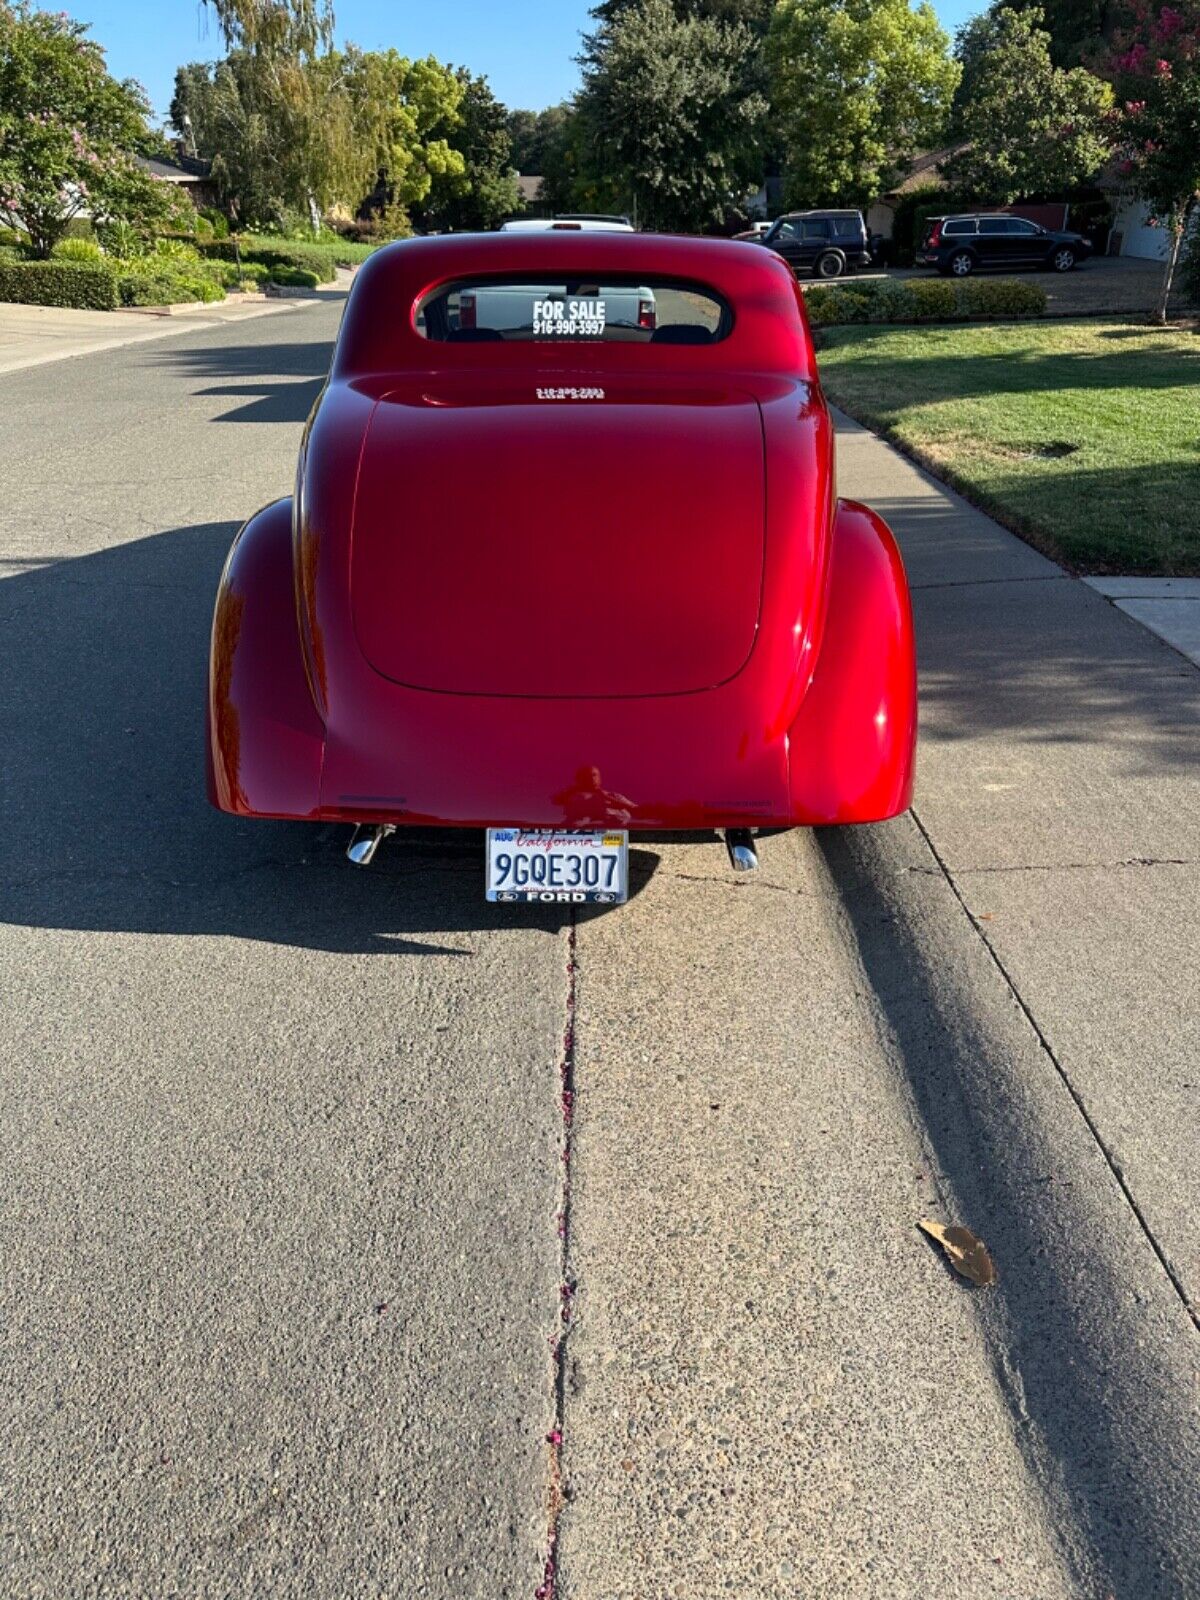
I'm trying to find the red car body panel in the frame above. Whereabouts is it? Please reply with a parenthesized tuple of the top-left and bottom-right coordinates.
(207, 232, 916, 831)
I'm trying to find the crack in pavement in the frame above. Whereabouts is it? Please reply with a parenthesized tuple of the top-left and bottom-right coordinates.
(910, 804, 1200, 1333)
(537, 915, 578, 1600)
(910, 574, 1068, 591)
(902, 856, 1200, 877)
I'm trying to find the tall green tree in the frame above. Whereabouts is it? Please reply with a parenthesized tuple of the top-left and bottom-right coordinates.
(768, 0, 959, 209)
(1107, 0, 1200, 321)
(576, 0, 768, 230)
(946, 7, 1113, 201)
(0, 1, 182, 255)
(171, 47, 466, 231)
(592, 0, 773, 25)
(203, 0, 333, 55)
(413, 69, 520, 231)
(506, 104, 573, 175)
(994, 0, 1127, 69)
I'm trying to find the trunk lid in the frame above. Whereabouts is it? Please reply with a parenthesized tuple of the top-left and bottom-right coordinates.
(349, 377, 765, 698)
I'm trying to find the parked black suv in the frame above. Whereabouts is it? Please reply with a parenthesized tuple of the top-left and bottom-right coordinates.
(759, 210, 872, 279)
(920, 214, 1092, 276)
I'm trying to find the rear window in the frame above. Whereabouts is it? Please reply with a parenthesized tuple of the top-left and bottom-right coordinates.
(830, 215, 864, 240)
(943, 219, 977, 236)
(415, 276, 732, 345)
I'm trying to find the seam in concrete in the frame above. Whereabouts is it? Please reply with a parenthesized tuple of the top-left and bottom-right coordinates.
(910, 805, 1200, 1334)
(537, 914, 578, 1600)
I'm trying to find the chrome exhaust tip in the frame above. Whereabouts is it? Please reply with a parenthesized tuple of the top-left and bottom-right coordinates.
(724, 828, 758, 874)
(347, 823, 396, 867)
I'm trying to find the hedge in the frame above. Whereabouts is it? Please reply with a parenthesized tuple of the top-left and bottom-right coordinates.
(197, 239, 338, 282)
(804, 276, 1047, 327)
(0, 260, 119, 311)
(116, 269, 225, 307)
(269, 265, 321, 289)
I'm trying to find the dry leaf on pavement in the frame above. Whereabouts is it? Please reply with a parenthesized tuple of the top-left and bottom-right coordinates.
(918, 1219, 996, 1287)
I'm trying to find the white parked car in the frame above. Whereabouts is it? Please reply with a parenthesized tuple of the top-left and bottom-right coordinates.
(500, 215, 635, 233)
(453, 280, 657, 338)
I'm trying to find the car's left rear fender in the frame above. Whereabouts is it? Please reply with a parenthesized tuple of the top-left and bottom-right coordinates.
(206, 497, 325, 818)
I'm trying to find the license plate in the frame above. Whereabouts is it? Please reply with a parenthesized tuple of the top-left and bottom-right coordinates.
(486, 829, 629, 904)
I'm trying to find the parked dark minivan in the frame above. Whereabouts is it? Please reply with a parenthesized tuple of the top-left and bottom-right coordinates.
(920, 214, 1092, 276)
(759, 210, 872, 279)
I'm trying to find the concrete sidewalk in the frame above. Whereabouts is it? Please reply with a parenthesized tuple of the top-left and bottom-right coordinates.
(834, 409, 1200, 1314)
(0, 296, 300, 377)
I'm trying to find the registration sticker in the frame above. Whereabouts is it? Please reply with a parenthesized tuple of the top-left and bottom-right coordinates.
(486, 829, 629, 904)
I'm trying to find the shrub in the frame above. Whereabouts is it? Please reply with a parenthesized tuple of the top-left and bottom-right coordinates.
(198, 207, 231, 239)
(0, 244, 27, 265)
(866, 280, 916, 324)
(153, 237, 201, 263)
(269, 265, 321, 289)
(116, 268, 225, 306)
(804, 275, 1046, 326)
(51, 237, 106, 265)
(198, 238, 337, 282)
(0, 260, 118, 310)
(196, 258, 268, 290)
(805, 286, 874, 325)
(96, 220, 146, 259)
(957, 277, 1047, 318)
(907, 278, 959, 321)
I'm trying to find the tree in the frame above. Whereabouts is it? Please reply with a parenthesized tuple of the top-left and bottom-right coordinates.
(0, 2, 180, 256)
(1107, 1, 1200, 321)
(506, 104, 573, 175)
(413, 70, 520, 231)
(993, 0, 1126, 69)
(593, 0, 773, 26)
(203, 0, 332, 56)
(575, 0, 767, 231)
(171, 47, 466, 232)
(338, 50, 466, 220)
(946, 7, 1113, 202)
(768, 0, 959, 210)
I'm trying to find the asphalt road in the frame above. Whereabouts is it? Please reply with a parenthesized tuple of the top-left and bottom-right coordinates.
(0, 298, 1197, 1600)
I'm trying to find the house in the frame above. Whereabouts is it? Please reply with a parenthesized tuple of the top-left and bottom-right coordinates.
(134, 149, 219, 213)
(866, 146, 970, 239)
(1104, 193, 1199, 260)
(516, 175, 549, 218)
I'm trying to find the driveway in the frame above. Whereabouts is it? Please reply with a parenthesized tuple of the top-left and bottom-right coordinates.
(0, 300, 1197, 1599)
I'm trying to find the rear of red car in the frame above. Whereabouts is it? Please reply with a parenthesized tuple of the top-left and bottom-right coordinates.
(207, 233, 916, 900)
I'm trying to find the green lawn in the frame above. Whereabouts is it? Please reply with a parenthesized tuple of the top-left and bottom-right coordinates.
(816, 319, 1200, 575)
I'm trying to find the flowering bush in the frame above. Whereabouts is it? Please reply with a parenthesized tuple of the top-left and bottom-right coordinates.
(1107, 2, 1200, 320)
(0, 3, 182, 257)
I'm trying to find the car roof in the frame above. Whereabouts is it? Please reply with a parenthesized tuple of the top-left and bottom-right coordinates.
(335, 231, 816, 380)
(777, 209, 862, 220)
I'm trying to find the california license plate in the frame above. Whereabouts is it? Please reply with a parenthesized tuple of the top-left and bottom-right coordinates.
(486, 829, 629, 904)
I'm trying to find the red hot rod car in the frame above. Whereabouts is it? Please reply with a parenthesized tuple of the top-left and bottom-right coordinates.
(207, 231, 916, 903)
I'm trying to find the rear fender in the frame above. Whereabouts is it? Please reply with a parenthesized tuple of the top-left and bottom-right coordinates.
(787, 499, 916, 824)
(206, 497, 325, 818)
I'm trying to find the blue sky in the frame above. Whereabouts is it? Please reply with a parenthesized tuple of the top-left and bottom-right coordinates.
(67, 0, 985, 125)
